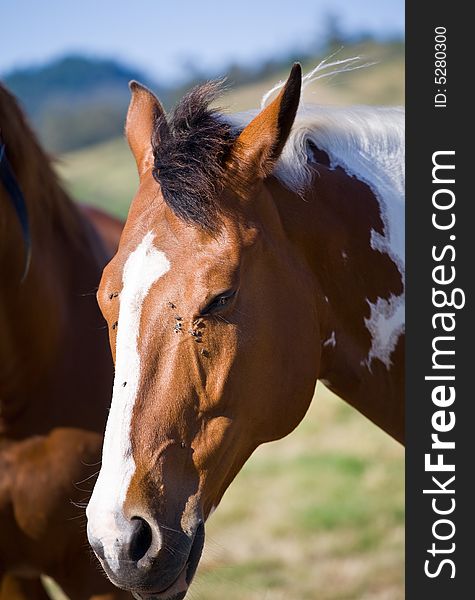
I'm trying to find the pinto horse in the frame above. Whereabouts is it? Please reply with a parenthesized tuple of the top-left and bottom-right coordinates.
(0, 84, 129, 599)
(86, 63, 405, 599)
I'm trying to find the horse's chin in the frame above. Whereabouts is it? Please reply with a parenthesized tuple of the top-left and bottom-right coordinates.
(131, 522, 204, 600)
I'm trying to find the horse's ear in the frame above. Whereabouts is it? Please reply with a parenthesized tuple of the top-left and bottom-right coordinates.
(230, 63, 301, 182)
(126, 81, 167, 176)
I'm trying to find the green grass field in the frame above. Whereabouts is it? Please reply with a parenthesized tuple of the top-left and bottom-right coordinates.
(53, 43, 405, 600)
(193, 385, 404, 600)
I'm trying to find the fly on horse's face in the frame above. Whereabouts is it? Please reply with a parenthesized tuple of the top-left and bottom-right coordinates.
(87, 65, 320, 599)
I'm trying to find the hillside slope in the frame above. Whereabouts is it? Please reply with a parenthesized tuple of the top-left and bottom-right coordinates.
(58, 42, 404, 217)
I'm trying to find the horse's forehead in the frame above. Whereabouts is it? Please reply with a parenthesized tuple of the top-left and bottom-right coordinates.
(104, 223, 241, 305)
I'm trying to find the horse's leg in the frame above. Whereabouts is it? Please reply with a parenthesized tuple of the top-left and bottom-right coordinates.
(58, 579, 132, 600)
(0, 574, 51, 600)
(88, 592, 131, 600)
(50, 558, 131, 600)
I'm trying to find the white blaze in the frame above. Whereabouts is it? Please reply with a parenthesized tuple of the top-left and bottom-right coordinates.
(87, 232, 170, 558)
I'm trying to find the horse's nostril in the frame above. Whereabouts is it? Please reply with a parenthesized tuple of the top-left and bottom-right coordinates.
(129, 517, 153, 563)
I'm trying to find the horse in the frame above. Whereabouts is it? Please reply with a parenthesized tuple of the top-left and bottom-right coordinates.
(0, 83, 130, 599)
(86, 63, 405, 600)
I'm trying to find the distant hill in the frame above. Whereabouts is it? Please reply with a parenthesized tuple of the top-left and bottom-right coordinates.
(3, 39, 403, 155)
(58, 40, 404, 219)
(3, 55, 168, 152)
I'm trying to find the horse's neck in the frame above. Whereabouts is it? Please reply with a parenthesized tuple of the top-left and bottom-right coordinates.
(0, 189, 113, 439)
(270, 164, 404, 442)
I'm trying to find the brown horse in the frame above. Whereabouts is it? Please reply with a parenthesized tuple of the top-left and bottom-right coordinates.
(86, 63, 405, 599)
(0, 84, 129, 599)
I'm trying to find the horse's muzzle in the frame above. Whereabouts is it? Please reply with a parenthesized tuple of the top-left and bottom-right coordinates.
(87, 513, 204, 599)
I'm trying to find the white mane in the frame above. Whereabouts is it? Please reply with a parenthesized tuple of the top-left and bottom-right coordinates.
(224, 61, 405, 369)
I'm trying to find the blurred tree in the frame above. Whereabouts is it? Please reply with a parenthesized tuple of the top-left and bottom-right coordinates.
(3, 56, 170, 152)
(323, 12, 347, 51)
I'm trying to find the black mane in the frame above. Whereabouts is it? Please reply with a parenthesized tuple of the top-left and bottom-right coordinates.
(151, 81, 236, 229)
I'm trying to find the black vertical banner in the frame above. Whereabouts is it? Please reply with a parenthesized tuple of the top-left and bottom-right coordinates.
(406, 3, 474, 598)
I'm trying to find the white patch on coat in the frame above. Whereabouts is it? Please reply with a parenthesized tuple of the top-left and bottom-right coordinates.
(364, 295, 405, 369)
(323, 331, 336, 348)
(225, 71, 405, 370)
(87, 232, 170, 568)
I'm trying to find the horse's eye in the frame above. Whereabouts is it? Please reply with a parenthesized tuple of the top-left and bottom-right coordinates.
(200, 290, 236, 316)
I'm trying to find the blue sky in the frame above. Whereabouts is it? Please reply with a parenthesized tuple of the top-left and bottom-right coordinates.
(1, 0, 404, 82)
